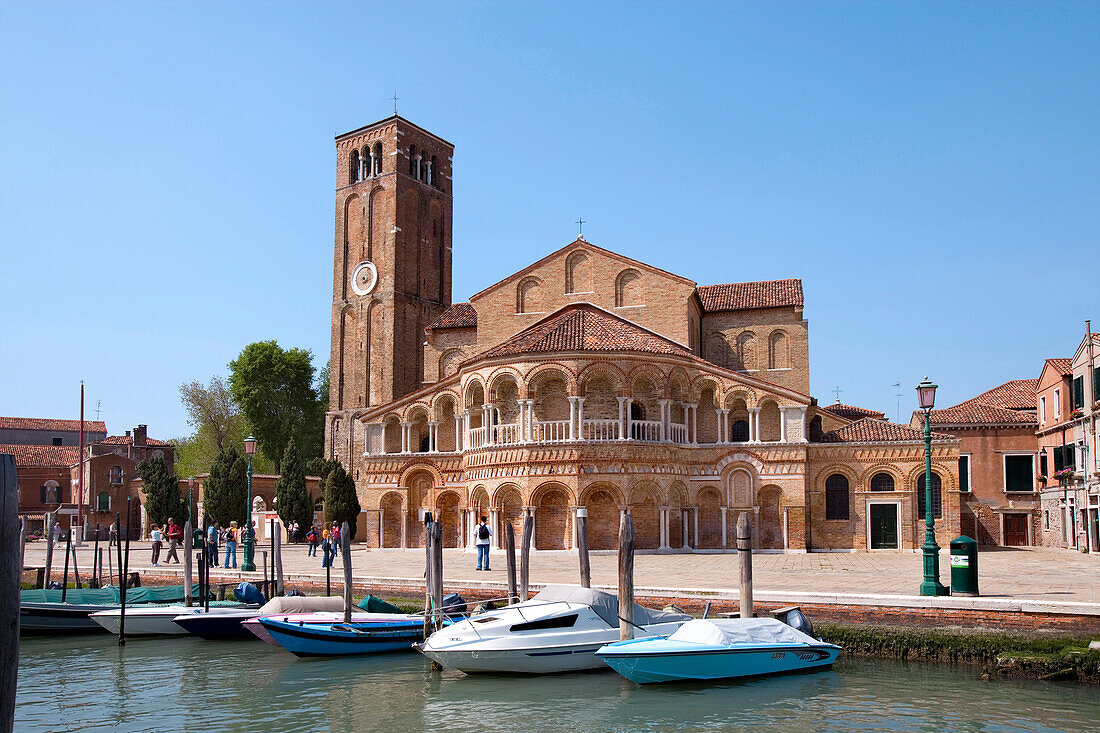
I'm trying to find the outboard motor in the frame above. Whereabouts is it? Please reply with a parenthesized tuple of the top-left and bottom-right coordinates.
(780, 607, 815, 638)
(441, 592, 467, 616)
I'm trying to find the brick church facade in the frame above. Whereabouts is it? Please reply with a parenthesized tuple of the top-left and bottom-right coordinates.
(325, 116, 961, 552)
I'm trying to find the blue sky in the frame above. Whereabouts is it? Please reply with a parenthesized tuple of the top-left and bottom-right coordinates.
(2, 1, 1097, 439)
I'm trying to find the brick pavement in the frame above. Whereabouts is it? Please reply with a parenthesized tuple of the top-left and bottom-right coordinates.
(22, 542, 1098, 604)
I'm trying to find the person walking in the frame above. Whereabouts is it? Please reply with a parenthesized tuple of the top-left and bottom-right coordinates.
(51, 522, 62, 549)
(149, 524, 163, 567)
(164, 518, 182, 563)
(108, 521, 118, 547)
(290, 521, 299, 543)
(223, 521, 239, 569)
(207, 523, 220, 568)
(320, 530, 334, 569)
(331, 523, 341, 556)
(306, 526, 319, 557)
(474, 516, 492, 571)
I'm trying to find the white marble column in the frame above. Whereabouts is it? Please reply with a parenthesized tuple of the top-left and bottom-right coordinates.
(779, 406, 788, 443)
(690, 403, 698, 444)
(617, 397, 629, 440)
(489, 509, 500, 549)
(721, 408, 731, 443)
(693, 508, 700, 549)
(681, 511, 690, 549)
(428, 421, 439, 452)
(516, 400, 527, 443)
(567, 396, 578, 441)
(658, 399, 670, 442)
(526, 399, 536, 443)
(378, 510, 384, 549)
(720, 506, 728, 549)
(659, 507, 670, 550)
(399, 421, 411, 453)
(799, 406, 809, 443)
(576, 397, 586, 441)
(482, 405, 493, 445)
(454, 414, 464, 451)
(748, 408, 759, 443)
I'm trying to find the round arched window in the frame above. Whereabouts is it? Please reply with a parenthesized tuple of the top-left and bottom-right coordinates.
(870, 472, 895, 492)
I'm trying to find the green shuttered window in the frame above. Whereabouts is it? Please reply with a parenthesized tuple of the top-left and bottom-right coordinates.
(1005, 455, 1034, 492)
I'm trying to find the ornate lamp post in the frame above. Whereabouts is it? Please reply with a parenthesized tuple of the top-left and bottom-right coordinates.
(916, 378, 948, 596)
(242, 436, 257, 572)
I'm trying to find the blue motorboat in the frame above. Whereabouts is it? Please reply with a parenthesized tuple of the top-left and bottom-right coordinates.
(259, 614, 434, 657)
(596, 617, 841, 684)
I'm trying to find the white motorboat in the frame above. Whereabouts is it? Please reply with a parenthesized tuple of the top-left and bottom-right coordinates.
(88, 603, 253, 637)
(417, 585, 690, 674)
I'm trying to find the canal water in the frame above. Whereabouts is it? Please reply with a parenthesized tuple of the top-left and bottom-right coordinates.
(15, 636, 1099, 732)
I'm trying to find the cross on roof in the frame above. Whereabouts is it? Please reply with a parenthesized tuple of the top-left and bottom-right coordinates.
(832, 385, 843, 403)
(392, 91, 399, 115)
(576, 217, 586, 237)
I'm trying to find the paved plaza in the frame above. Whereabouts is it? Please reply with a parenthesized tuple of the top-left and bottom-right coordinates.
(23, 541, 1099, 605)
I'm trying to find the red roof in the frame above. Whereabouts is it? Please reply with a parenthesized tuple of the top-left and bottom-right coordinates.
(696, 279, 803, 313)
(925, 401, 1037, 426)
(820, 418, 953, 443)
(0, 444, 80, 468)
(99, 435, 174, 448)
(821, 402, 885, 421)
(477, 303, 693, 360)
(0, 417, 107, 433)
(428, 303, 477, 330)
(968, 379, 1037, 411)
(1045, 358, 1072, 376)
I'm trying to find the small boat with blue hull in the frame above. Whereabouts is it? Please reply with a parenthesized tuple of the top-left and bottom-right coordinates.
(596, 617, 841, 684)
(260, 614, 435, 657)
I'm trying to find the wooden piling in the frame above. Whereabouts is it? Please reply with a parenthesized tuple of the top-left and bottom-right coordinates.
(96, 548, 104, 589)
(576, 507, 590, 588)
(737, 512, 753, 619)
(43, 511, 55, 589)
(520, 513, 533, 601)
(505, 523, 518, 605)
(274, 522, 284, 596)
(341, 521, 353, 623)
(1, 454, 21, 733)
(618, 512, 635, 641)
(119, 499, 131, 645)
(70, 540, 82, 589)
(18, 516, 27, 579)
(90, 524, 100, 588)
(183, 521, 193, 606)
(115, 510, 125, 645)
(60, 532, 72, 602)
(261, 551, 268, 598)
(430, 521, 443, 630)
(422, 512, 433, 639)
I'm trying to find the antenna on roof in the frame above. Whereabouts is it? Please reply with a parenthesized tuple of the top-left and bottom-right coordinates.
(94, 400, 102, 421)
(892, 382, 902, 422)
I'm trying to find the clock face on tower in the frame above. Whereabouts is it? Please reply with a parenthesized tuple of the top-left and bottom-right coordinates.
(351, 261, 378, 296)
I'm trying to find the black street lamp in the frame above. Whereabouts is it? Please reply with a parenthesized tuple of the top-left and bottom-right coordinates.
(242, 436, 257, 572)
(916, 377, 948, 596)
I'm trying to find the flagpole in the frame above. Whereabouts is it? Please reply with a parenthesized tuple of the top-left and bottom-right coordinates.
(77, 381, 85, 546)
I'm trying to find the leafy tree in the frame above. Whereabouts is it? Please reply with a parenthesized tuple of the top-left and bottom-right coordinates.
(228, 341, 325, 471)
(316, 360, 330, 410)
(274, 439, 314, 533)
(203, 446, 248, 527)
(323, 464, 360, 539)
(137, 455, 187, 528)
(174, 376, 274, 479)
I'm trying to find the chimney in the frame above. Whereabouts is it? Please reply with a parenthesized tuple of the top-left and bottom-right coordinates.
(133, 425, 147, 447)
(125, 430, 131, 438)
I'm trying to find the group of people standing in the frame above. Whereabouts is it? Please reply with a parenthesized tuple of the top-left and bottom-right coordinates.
(202, 521, 254, 569)
(304, 522, 344, 568)
(147, 518, 184, 566)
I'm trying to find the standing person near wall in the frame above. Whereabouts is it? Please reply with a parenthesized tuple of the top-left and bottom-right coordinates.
(306, 526, 319, 556)
(223, 522, 238, 569)
(331, 523, 341, 557)
(206, 523, 220, 568)
(149, 524, 163, 567)
(51, 522, 61, 549)
(164, 518, 182, 564)
(474, 516, 492, 571)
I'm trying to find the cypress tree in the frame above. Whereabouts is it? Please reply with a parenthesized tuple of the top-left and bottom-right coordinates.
(204, 445, 248, 526)
(137, 455, 186, 527)
(275, 439, 314, 533)
(323, 464, 360, 539)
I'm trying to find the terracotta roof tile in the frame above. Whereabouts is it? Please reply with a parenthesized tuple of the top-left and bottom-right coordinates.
(99, 435, 174, 447)
(0, 417, 107, 433)
(696, 279, 803, 312)
(925, 401, 1036, 426)
(820, 418, 953, 443)
(821, 402, 885, 421)
(969, 379, 1037, 411)
(0, 444, 80, 468)
(1045, 358, 1072, 376)
(428, 303, 477, 329)
(478, 303, 692, 360)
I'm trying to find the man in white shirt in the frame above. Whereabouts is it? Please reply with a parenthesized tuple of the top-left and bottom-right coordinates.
(473, 516, 492, 571)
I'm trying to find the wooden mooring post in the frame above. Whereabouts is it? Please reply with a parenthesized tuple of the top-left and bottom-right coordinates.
(505, 523, 518, 605)
(43, 511, 55, 589)
(60, 532, 72, 602)
(576, 507, 590, 588)
(430, 521, 443, 630)
(18, 516, 27, 582)
(618, 512, 635, 641)
(119, 499, 131, 646)
(183, 521, 193, 607)
(273, 521, 284, 596)
(422, 512, 433, 639)
(341, 522, 353, 623)
(2, 454, 21, 733)
(520, 513, 533, 601)
(737, 512, 753, 619)
(70, 539, 82, 589)
(90, 524, 100, 588)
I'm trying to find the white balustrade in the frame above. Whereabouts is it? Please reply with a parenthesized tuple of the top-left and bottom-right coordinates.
(669, 423, 688, 443)
(532, 420, 570, 443)
(493, 423, 520, 445)
(581, 419, 619, 441)
(630, 419, 662, 442)
(468, 426, 487, 449)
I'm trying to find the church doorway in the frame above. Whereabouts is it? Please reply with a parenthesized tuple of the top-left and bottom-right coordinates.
(869, 503, 899, 549)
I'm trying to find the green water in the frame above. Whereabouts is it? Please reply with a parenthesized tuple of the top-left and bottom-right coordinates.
(15, 636, 1099, 732)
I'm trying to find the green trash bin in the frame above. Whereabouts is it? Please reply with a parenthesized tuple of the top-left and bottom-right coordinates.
(950, 536, 979, 596)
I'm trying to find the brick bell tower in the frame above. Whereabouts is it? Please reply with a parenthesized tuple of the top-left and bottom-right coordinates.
(325, 116, 453, 464)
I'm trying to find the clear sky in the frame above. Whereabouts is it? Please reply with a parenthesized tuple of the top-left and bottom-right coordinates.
(2, 1, 1097, 439)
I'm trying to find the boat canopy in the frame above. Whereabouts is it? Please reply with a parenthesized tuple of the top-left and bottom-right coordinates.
(20, 584, 203, 605)
(669, 618, 818, 647)
(257, 595, 346, 614)
(532, 585, 690, 629)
